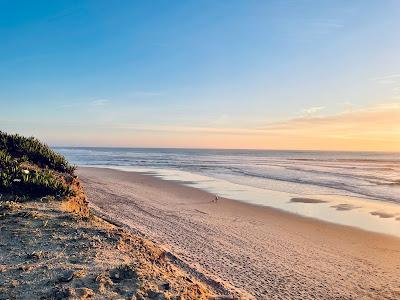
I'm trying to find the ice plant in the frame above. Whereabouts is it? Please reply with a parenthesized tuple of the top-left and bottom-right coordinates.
(0, 134, 74, 198)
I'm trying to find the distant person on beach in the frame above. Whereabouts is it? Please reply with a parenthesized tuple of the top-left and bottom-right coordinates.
(214, 195, 219, 203)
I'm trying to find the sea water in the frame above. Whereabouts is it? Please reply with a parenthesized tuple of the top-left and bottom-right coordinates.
(57, 147, 400, 236)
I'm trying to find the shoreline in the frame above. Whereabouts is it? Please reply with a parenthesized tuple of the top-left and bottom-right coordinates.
(78, 166, 400, 299)
(81, 165, 400, 238)
(78, 165, 400, 237)
(79, 166, 400, 240)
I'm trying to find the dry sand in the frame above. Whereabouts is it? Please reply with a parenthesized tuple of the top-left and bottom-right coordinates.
(0, 199, 220, 299)
(78, 167, 400, 300)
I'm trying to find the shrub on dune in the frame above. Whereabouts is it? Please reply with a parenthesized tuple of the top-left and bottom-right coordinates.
(0, 133, 75, 199)
(0, 131, 75, 174)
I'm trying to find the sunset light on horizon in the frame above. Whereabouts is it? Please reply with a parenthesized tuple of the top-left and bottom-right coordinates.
(1, 1, 400, 151)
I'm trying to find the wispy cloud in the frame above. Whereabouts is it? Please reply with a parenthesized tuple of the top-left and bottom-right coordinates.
(304, 18, 345, 38)
(58, 103, 79, 109)
(372, 74, 400, 99)
(372, 74, 400, 85)
(312, 20, 345, 30)
(111, 102, 400, 150)
(257, 103, 400, 146)
(267, 102, 400, 126)
(58, 99, 110, 109)
(301, 106, 324, 115)
(393, 86, 400, 99)
(90, 99, 109, 106)
(114, 103, 400, 136)
(131, 91, 163, 97)
(48, 101, 400, 150)
(280, 18, 345, 42)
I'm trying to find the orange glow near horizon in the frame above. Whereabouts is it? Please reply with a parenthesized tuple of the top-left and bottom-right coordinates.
(36, 102, 400, 152)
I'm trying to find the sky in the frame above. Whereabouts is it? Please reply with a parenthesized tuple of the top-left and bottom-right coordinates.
(1, 0, 400, 151)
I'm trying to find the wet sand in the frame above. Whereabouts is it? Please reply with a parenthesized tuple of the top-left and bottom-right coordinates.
(289, 197, 328, 204)
(78, 167, 400, 300)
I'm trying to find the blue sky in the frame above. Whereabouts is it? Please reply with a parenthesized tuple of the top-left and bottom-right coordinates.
(1, 1, 400, 150)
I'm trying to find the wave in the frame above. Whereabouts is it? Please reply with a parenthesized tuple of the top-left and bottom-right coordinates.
(58, 147, 400, 204)
(387, 180, 400, 186)
(218, 167, 400, 203)
(284, 166, 397, 186)
(289, 158, 400, 164)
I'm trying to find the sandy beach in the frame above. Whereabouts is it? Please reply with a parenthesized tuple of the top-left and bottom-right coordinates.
(0, 200, 215, 299)
(77, 167, 400, 299)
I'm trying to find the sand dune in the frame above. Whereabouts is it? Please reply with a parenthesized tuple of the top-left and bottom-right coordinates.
(78, 167, 400, 300)
(0, 199, 218, 299)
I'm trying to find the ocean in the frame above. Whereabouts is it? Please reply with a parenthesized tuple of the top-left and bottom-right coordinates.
(57, 147, 400, 236)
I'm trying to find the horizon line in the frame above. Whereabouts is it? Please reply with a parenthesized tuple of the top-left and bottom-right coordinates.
(51, 145, 400, 154)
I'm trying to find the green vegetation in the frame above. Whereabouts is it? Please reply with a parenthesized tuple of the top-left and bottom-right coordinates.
(0, 131, 75, 198)
(0, 131, 75, 174)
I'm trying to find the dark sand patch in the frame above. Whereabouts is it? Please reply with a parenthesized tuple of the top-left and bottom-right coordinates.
(331, 203, 360, 211)
(290, 197, 328, 204)
(370, 211, 396, 219)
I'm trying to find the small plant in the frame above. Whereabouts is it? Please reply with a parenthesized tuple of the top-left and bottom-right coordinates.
(0, 132, 76, 199)
(0, 131, 75, 174)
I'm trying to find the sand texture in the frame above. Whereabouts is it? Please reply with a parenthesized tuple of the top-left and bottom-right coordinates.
(0, 199, 221, 299)
(77, 167, 400, 300)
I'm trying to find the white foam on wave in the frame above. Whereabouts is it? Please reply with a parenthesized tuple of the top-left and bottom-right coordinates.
(57, 147, 400, 236)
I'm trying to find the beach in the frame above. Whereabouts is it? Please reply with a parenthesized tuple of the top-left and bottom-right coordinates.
(78, 167, 400, 299)
(0, 200, 216, 299)
(3, 2, 400, 299)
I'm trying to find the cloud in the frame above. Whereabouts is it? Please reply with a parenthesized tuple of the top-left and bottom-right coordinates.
(58, 99, 110, 109)
(301, 106, 325, 115)
(58, 103, 79, 109)
(373, 74, 400, 85)
(393, 86, 400, 99)
(35, 101, 400, 151)
(258, 102, 400, 146)
(268, 102, 400, 126)
(131, 91, 162, 97)
(115, 102, 399, 136)
(372, 74, 400, 99)
(90, 99, 109, 106)
(114, 102, 400, 150)
(312, 20, 345, 30)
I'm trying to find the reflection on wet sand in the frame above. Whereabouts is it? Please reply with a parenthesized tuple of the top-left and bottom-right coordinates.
(331, 203, 361, 211)
(290, 197, 328, 204)
(87, 166, 400, 237)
